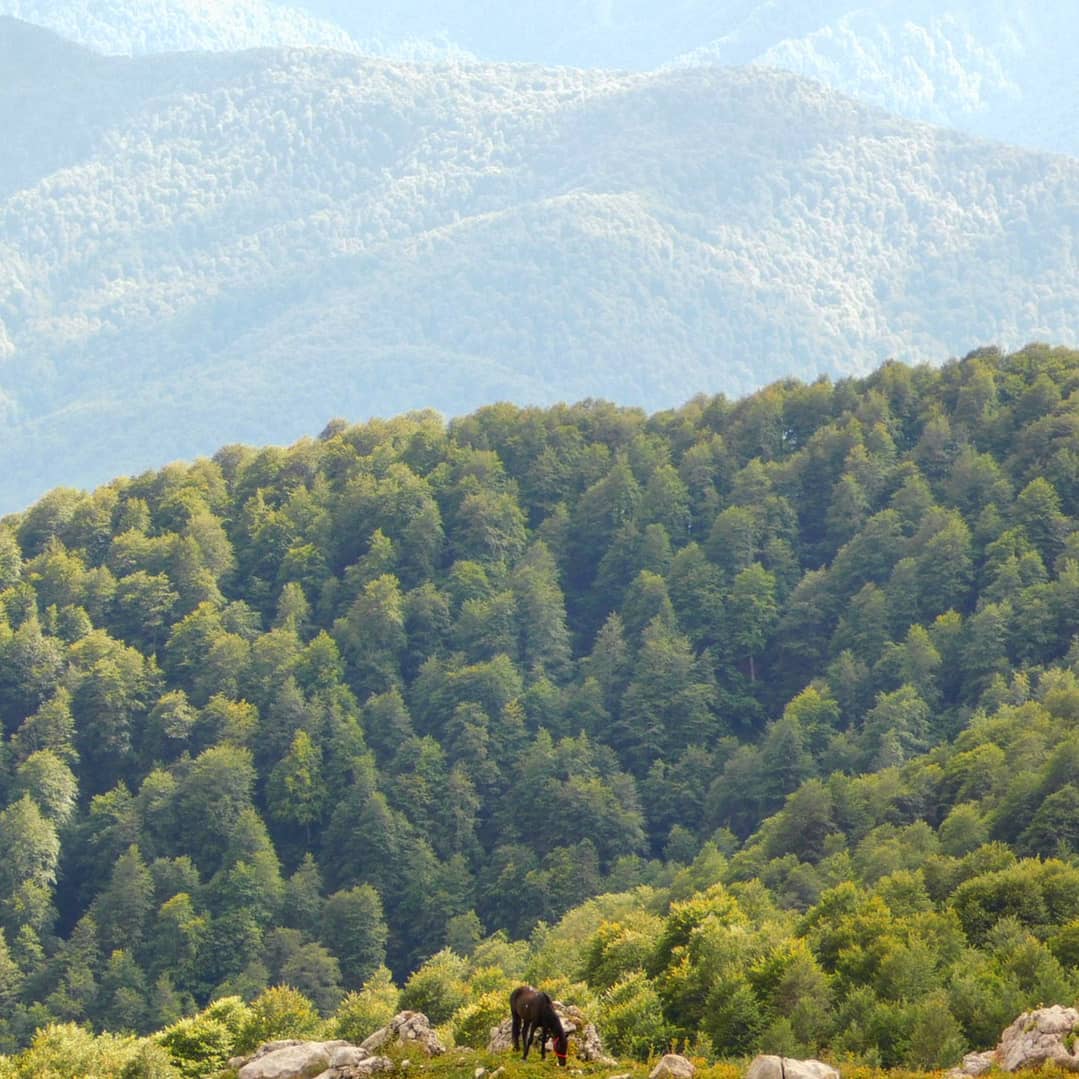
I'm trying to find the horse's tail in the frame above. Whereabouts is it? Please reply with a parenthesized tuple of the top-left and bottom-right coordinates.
(510, 987, 522, 1049)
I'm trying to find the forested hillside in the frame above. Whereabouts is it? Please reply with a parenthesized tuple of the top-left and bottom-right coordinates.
(0, 345, 1078, 1069)
(679, 0, 1078, 157)
(272, 0, 1079, 156)
(9, 2, 1072, 155)
(1, 20, 1077, 510)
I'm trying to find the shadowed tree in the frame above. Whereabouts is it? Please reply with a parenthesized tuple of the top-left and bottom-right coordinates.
(333, 574, 406, 698)
(267, 730, 328, 843)
(0, 794, 60, 938)
(618, 617, 716, 774)
(320, 885, 389, 991)
(728, 563, 778, 682)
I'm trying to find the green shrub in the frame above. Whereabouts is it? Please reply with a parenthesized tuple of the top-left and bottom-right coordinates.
(599, 970, 671, 1060)
(330, 966, 400, 1043)
(119, 1041, 183, 1079)
(157, 1016, 234, 1079)
(11, 1022, 138, 1078)
(450, 990, 506, 1048)
(200, 997, 253, 1043)
(400, 950, 469, 1026)
(236, 985, 321, 1053)
(898, 991, 967, 1070)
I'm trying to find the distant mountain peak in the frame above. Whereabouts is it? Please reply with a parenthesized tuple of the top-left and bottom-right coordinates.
(0, 12, 99, 61)
(0, 0, 361, 55)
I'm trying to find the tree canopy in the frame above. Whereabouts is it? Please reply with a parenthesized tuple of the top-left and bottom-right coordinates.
(0, 345, 1078, 1065)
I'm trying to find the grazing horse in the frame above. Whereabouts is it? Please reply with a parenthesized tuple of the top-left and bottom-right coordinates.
(510, 985, 568, 1066)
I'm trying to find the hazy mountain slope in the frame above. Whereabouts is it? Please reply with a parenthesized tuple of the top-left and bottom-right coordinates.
(0, 0, 361, 53)
(681, 0, 1078, 157)
(0, 26, 1077, 509)
(300, 0, 1078, 154)
(7, 1, 1075, 153)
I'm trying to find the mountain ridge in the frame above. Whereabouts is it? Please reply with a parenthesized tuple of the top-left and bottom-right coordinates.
(0, 25, 1076, 509)
(7, 1, 1071, 154)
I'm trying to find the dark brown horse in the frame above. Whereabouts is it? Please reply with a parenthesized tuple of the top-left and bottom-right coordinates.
(510, 985, 568, 1066)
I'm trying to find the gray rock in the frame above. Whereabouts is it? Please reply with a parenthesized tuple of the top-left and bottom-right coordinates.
(957, 1051, 997, 1076)
(233, 1040, 305, 1069)
(362, 1011, 445, 1056)
(745, 1056, 840, 1079)
(237, 1040, 349, 1079)
(998, 1006, 1079, 1072)
(331, 1046, 371, 1068)
(333, 1056, 395, 1077)
(489, 1018, 514, 1054)
(650, 1054, 695, 1079)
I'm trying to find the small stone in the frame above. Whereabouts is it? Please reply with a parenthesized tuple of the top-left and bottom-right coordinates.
(959, 1051, 997, 1076)
(649, 1053, 695, 1079)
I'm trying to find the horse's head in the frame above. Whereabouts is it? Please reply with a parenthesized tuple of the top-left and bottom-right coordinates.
(553, 1031, 568, 1067)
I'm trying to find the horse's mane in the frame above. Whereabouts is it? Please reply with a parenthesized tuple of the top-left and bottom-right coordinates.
(543, 993, 565, 1035)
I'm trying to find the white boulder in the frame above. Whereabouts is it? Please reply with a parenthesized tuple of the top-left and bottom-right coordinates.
(238, 1040, 351, 1079)
(650, 1053, 695, 1079)
(746, 1056, 840, 1079)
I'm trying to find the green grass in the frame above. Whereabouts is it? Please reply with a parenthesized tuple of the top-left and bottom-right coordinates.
(371, 1051, 1079, 1079)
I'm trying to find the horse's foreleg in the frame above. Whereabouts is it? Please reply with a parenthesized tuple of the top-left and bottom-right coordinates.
(539, 1026, 548, 1060)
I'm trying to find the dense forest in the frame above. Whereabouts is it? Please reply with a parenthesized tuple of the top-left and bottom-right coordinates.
(1, 344, 1078, 1074)
(2, 18, 1077, 509)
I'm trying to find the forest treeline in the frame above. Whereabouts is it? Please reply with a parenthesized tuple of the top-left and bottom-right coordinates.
(1, 344, 1079, 1069)
(3, 17, 1077, 508)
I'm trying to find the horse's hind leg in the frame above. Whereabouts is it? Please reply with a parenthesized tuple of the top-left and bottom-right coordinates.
(512, 1010, 521, 1051)
(522, 1021, 535, 1060)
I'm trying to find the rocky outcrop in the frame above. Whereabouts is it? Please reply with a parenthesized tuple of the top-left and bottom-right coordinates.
(951, 1005, 1079, 1075)
(1000, 1006, 1079, 1071)
(488, 999, 615, 1065)
(332, 1052, 395, 1078)
(650, 1054, 695, 1079)
(746, 1057, 840, 1079)
(488, 1018, 514, 1054)
(233, 1039, 394, 1079)
(958, 1052, 996, 1076)
(231, 1037, 395, 1079)
(361, 1011, 445, 1057)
